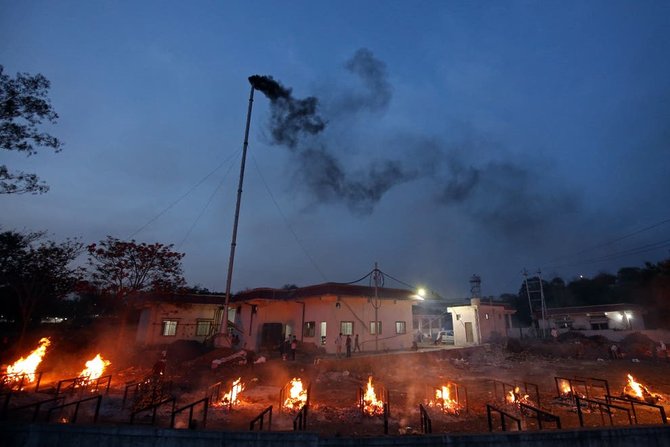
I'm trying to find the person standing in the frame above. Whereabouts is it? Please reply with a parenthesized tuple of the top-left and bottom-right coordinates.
(354, 334, 361, 353)
(335, 333, 343, 358)
(346, 334, 352, 358)
(290, 335, 297, 361)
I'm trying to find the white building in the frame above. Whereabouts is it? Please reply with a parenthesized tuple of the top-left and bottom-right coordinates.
(447, 299, 516, 346)
(545, 303, 646, 331)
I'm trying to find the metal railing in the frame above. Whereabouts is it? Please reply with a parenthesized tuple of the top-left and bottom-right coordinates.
(293, 404, 308, 431)
(130, 396, 176, 426)
(2, 395, 65, 422)
(46, 394, 103, 424)
(574, 395, 633, 427)
(419, 404, 432, 434)
(0, 372, 43, 393)
(519, 403, 561, 429)
(605, 395, 667, 425)
(205, 381, 222, 406)
(492, 379, 540, 407)
(55, 374, 111, 397)
(170, 397, 208, 429)
(486, 404, 521, 432)
(249, 405, 273, 431)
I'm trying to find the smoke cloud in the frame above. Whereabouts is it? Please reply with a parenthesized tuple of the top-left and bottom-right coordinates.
(250, 49, 578, 229)
(249, 75, 326, 149)
(339, 48, 393, 113)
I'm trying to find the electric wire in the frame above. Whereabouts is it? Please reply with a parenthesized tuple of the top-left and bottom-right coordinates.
(542, 237, 670, 271)
(250, 153, 328, 282)
(545, 217, 670, 265)
(177, 160, 238, 249)
(128, 150, 241, 239)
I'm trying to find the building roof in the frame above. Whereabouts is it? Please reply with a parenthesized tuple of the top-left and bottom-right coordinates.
(231, 282, 415, 302)
(544, 303, 645, 316)
(135, 282, 416, 307)
(135, 293, 225, 307)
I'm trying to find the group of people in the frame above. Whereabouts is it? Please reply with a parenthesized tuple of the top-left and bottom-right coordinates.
(334, 333, 361, 358)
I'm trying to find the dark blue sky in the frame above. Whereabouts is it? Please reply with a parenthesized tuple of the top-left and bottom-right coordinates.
(2, 1, 669, 299)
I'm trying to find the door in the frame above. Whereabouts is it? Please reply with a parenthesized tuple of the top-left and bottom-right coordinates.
(465, 322, 474, 343)
(320, 321, 327, 345)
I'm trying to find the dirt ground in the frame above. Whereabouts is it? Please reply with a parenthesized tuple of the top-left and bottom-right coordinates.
(3, 332, 669, 436)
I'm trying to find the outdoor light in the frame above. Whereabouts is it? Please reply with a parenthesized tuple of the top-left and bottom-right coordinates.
(616, 313, 624, 321)
(625, 312, 632, 320)
(417, 288, 426, 298)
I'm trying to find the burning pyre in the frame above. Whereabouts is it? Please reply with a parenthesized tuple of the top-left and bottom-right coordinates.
(361, 376, 385, 416)
(220, 377, 245, 409)
(506, 386, 530, 406)
(78, 354, 111, 385)
(3, 337, 50, 388)
(283, 378, 308, 411)
(623, 374, 662, 404)
(429, 385, 460, 414)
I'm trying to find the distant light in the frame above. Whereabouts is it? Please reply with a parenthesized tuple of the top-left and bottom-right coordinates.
(417, 288, 426, 298)
(625, 312, 632, 320)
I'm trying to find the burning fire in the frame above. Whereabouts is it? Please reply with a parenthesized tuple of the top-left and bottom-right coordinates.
(430, 385, 459, 413)
(559, 379, 572, 396)
(5, 337, 51, 383)
(506, 386, 530, 406)
(221, 377, 245, 407)
(623, 374, 661, 404)
(361, 376, 385, 416)
(283, 378, 307, 411)
(79, 354, 110, 381)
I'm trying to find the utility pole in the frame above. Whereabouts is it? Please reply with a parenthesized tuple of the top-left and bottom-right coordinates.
(371, 262, 384, 352)
(220, 83, 255, 342)
(523, 268, 547, 339)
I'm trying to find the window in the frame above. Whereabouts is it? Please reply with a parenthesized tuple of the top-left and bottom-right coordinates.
(395, 321, 406, 334)
(340, 321, 353, 335)
(162, 320, 177, 336)
(369, 321, 382, 335)
(196, 320, 212, 336)
(303, 321, 316, 337)
(485, 313, 489, 320)
(456, 314, 462, 320)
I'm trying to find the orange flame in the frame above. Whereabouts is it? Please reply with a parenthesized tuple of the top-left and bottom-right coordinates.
(506, 386, 529, 405)
(559, 379, 572, 396)
(79, 354, 110, 381)
(623, 374, 661, 403)
(5, 337, 51, 382)
(283, 378, 308, 411)
(626, 374, 643, 399)
(221, 377, 245, 407)
(362, 376, 385, 416)
(433, 385, 459, 413)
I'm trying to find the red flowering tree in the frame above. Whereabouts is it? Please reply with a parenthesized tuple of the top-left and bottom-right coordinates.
(87, 237, 185, 344)
(87, 236, 186, 301)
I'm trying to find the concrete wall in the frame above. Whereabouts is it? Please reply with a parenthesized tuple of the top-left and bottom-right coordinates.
(136, 302, 220, 346)
(246, 295, 415, 354)
(3, 422, 669, 447)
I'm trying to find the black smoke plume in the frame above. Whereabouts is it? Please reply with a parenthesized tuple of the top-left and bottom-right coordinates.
(249, 75, 326, 148)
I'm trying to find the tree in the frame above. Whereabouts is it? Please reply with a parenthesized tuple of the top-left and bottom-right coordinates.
(87, 237, 186, 302)
(0, 65, 63, 194)
(0, 230, 83, 346)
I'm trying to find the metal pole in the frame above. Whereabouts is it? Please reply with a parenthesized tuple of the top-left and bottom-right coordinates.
(372, 262, 381, 352)
(221, 84, 255, 339)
